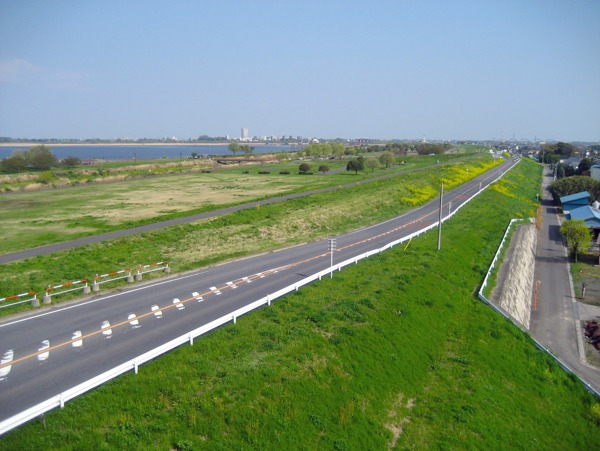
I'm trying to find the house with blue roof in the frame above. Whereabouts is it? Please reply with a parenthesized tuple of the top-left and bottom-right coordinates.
(560, 191, 590, 212)
(566, 205, 600, 231)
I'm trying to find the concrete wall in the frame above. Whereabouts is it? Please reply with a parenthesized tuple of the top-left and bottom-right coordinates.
(494, 224, 537, 329)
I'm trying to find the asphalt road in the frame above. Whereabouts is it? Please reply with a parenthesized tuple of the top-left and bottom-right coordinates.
(0, 159, 517, 428)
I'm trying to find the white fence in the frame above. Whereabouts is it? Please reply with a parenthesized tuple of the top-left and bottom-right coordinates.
(477, 220, 600, 399)
(0, 167, 511, 436)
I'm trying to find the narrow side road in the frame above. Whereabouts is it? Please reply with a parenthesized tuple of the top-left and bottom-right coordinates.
(529, 166, 600, 393)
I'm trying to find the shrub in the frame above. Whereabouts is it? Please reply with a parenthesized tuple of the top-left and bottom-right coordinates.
(258, 171, 270, 174)
(299, 162, 311, 173)
(36, 171, 56, 185)
(279, 171, 290, 175)
(591, 403, 600, 425)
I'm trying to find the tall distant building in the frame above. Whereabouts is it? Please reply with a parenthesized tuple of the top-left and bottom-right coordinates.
(241, 127, 249, 141)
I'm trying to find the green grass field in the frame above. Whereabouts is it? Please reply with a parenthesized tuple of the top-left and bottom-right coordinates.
(1, 158, 598, 449)
(0, 153, 499, 310)
(0, 153, 471, 255)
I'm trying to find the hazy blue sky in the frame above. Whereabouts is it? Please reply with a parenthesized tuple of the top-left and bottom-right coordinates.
(1, 0, 599, 141)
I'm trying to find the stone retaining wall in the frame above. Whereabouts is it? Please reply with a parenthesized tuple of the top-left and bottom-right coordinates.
(494, 223, 537, 329)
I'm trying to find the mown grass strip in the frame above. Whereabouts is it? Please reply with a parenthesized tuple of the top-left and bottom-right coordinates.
(1, 158, 598, 450)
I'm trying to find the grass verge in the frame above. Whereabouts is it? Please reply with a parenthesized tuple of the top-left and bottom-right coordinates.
(1, 158, 598, 449)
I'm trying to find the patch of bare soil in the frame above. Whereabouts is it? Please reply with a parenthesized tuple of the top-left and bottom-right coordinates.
(384, 393, 415, 449)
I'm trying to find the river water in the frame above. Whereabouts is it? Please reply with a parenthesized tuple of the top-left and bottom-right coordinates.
(0, 144, 300, 161)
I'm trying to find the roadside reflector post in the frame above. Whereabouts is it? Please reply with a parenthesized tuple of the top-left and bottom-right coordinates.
(329, 238, 336, 278)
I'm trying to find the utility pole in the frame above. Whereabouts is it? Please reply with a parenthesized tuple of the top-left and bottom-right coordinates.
(437, 182, 443, 251)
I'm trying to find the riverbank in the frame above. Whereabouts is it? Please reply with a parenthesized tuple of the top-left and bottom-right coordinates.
(0, 142, 299, 147)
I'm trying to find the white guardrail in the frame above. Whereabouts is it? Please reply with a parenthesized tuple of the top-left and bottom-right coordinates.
(0, 166, 512, 436)
(478, 219, 600, 399)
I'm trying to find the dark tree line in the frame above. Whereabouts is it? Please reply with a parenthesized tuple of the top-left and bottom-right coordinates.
(540, 142, 580, 164)
(549, 176, 600, 205)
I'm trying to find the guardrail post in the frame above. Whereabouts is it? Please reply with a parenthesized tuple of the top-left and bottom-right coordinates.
(31, 294, 40, 308)
(82, 281, 91, 295)
(92, 276, 100, 292)
(134, 268, 142, 282)
(163, 262, 171, 274)
(43, 289, 51, 305)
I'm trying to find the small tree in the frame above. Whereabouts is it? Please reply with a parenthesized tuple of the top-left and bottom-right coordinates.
(560, 219, 591, 262)
(299, 162, 311, 173)
(241, 145, 254, 156)
(379, 151, 395, 168)
(346, 158, 363, 175)
(318, 164, 329, 174)
(365, 158, 379, 173)
(27, 145, 57, 170)
(228, 142, 241, 155)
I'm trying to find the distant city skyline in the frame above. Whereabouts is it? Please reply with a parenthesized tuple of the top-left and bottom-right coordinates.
(1, 1, 599, 142)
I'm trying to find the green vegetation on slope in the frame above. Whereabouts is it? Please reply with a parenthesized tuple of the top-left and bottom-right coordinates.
(0, 154, 498, 311)
(2, 158, 598, 449)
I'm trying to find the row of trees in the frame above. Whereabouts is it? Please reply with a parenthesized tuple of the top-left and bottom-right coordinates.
(345, 152, 396, 174)
(552, 157, 594, 180)
(540, 142, 579, 164)
(0, 145, 83, 173)
(297, 151, 397, 176)
(1, 145, 82, 173)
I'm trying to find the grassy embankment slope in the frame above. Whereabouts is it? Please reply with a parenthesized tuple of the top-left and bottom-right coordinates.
(1, 152, 489, 309)
(2, 158, 599, 449)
